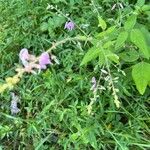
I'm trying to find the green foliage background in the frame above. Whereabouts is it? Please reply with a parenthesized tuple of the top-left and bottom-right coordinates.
(0, 0, 150, 149)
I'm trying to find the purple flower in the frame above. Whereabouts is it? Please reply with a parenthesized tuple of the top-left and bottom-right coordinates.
(11, 100, 20, 115)
(64, 21, 75, 30)
(10, 93, 20, 115)
(39, 52, 51, 69)
(19, 48, 29, 66)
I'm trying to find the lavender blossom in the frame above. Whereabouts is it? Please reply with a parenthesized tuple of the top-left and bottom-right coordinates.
(64, 21, 75, 30)
(10, 93, 20, 115)
(19, 49, 53, 73)
(39, 52, 52, 69)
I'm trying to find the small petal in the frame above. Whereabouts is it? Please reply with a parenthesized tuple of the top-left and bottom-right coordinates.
(19, 48, 29, 66)
(39, 52, 51, 69)
(19, 48, 29, 60)
(64, 22, 68, 29)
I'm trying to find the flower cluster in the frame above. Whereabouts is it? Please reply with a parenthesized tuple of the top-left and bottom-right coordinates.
(0, 35, 90, 94)
(19, 48, 52, 74)
(0, 48, 55, 93)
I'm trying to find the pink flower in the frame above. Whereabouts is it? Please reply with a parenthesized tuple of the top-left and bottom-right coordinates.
(19, 48, 29, 66)
(19, 49, 52, 73)
(39, 52, 51, 69)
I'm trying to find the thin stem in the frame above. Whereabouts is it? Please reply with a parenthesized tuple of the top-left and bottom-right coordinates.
(0, 36, 92, 93)
(48, 5, 88, 37)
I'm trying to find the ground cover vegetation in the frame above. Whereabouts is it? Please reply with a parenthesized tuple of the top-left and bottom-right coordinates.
(0, 0, 150, 149)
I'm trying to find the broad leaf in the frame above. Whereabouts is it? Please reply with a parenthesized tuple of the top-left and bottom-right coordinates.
(80, 47, 100, 66)
(141, 5, 150, 11)
(124, 15, 137, 31)
(119, 50, 139, 62)
(115, 31, 128, 49)
(140, 25, 150, 47)
(130, 29, 149, 59)
(132, 62, 150, 94)
(96, 26, 116, 38)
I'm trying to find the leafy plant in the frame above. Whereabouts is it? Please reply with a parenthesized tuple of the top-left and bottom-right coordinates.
(81, 1, 150, 95)
(0, 0, 150, 149)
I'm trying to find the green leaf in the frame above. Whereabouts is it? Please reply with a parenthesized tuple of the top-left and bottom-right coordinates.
(136, 0, 145, 7)
(130, 29, 149, 59)
(48, 16, 65, 29)
(107, 50, 119, 64)
(40, 22, 48, 32)
(99, 50, 105, 66)
(119, 50, 139, 62)
(70, 132, 79, 141)
(98, 16, 107, 30)
(88, 132, 97, 149)
(80, 47, 100, 66)
(124, 15, 137, 31)
(103, 41, 115, 49)
(115, 31, 128, 49)
(122, 87, 132, 97)
(96, 26, 116, 38)
(132, 62, 150, 94)
(141, 5, 150, 11)
(53, 16, 65, 27)
(139, 25, 150, 47)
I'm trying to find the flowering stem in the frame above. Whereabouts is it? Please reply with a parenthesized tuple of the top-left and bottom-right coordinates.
(28, 36, 92, 66)
(0, 36, 92, 93)
(46, 36, 92, 53)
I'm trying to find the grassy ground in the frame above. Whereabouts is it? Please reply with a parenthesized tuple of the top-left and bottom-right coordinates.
(0, 0, 150, 150)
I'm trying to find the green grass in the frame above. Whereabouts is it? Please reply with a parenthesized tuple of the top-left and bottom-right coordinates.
(0, 0, 150, 149)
